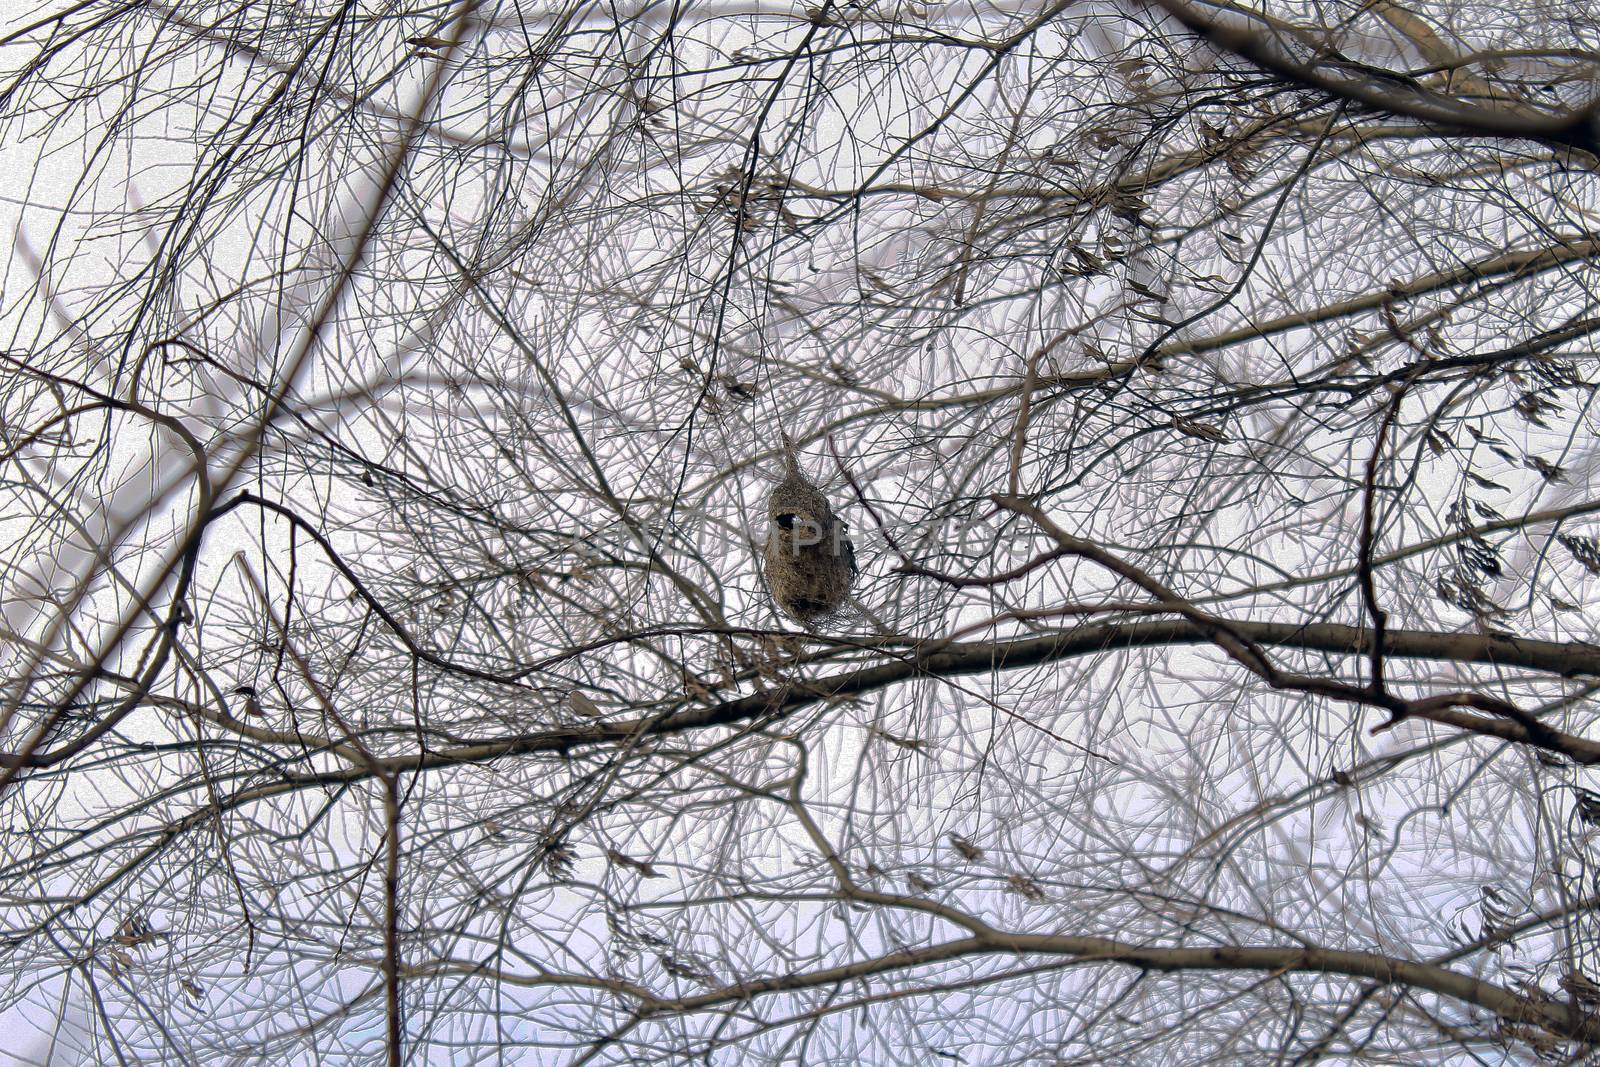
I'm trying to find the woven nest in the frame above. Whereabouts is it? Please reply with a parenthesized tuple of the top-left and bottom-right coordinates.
(762, 443, 856, 625)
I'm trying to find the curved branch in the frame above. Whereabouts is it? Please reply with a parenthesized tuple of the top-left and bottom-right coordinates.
(158, 617, 1600, 787)
(1147, 0, 1600, 159)
(641, 932, 1600, 1045)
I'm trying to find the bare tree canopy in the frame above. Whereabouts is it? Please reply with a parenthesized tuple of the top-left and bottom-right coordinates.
(6, 0, 1600, 1063)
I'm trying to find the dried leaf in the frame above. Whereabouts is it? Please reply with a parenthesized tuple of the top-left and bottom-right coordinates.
(1457, 537, 1501, 576)
(948, 833, 984, 862)
(1465, 471, 1506, 492)
(541, 842, 577, 879)
(1574, 787, 1600, 824)
(1559, 533, 1600, 575)
(607, 849, 662, 878)
(659, 953, 716, 986)
(1070, 245, 1105, 274)
(1515, 391, 1560, 427)
(1171, 417, 1227, 442)
(1561, 971, 1600, 1004)
(1526, 456, 1567, 482)
(1006, 873, 1045, 901)
(114, 915, 158, 947)
(1435, 573, 1507, 618)
(872, 727, 925, 753)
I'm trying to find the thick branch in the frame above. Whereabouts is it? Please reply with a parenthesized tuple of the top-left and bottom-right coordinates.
(190, 618, 1600, 787)
(645, 933, 1600, 1045)
(1147, 0, 1600, 158)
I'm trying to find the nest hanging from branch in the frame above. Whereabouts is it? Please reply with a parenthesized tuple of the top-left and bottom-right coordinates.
(762, 435, 856, 625)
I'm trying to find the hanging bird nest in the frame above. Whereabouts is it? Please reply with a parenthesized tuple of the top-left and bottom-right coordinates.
(763, 433, 856, 625)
